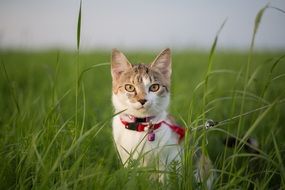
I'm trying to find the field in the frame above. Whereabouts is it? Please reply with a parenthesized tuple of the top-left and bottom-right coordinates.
(0, 49, 285, 189)
(0, 2, 284, 189)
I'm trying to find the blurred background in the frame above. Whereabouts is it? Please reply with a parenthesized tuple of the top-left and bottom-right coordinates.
(1, 1, 285, 189)
(0, 0, 284, 51)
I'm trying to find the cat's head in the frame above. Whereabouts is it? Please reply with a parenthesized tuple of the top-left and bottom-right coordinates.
(111, 48, 172, 118)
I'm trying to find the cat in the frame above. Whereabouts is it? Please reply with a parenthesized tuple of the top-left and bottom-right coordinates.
(111, 48, 213, 186)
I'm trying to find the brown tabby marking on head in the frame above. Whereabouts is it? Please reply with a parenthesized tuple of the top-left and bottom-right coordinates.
(111, 48, 171, 95)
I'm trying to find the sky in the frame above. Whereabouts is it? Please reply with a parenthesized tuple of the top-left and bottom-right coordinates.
(0, 0, 285, 51)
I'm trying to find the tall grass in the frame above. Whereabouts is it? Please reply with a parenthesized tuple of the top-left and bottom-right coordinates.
(0, 3, 285, 190)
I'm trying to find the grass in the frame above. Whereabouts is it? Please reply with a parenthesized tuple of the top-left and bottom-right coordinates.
(0, 49, 284, 189)
(1, 3, 285, 190)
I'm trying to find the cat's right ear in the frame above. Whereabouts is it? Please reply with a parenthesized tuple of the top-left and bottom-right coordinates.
(111, 49, 132, 80)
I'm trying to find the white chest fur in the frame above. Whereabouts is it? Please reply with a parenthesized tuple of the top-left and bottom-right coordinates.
(112, 114, 183, 168)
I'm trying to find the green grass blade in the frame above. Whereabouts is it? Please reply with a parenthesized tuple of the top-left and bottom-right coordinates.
(203, 18, 227, 113)
(252, 4, 269, 41)
(271, 132, 285, 186)
(261, 54, 285, 97)
(240, 101, 275, 143)
(78, 62, 110, 86)
(268, 6, 285, 14)
(0, 60, 20, 113)
(77, 0, 82, 51)
(205, 18, 227, 86)
(64, 123, 104, 159)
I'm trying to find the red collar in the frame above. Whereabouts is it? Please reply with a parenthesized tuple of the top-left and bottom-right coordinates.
(163, 121, 185, 142)
(120, 116, 162, 132)
(119, 116, 185, 142)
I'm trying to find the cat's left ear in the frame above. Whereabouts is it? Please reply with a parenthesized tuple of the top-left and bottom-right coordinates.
(150, 48, 172, 80)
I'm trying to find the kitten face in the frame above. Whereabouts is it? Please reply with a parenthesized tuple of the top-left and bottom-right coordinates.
(111, 48, 172, 117)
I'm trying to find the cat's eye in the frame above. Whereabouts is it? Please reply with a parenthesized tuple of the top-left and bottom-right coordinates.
(125, 84, 135, 92)
(149, 84, 160, 92)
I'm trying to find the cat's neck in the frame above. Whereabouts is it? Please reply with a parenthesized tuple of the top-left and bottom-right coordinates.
(118, 111, 168, 124)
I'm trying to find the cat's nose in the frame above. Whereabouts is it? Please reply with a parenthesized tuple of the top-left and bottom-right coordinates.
(138, 99, 147, 105)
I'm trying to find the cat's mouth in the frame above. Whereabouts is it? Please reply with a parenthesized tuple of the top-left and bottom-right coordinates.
(137, 106, 146, 110)
(134, 103, 150, 111)
(136, 105, 146, 110)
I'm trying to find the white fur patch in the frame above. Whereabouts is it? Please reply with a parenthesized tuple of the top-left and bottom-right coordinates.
(112, 113, 182, 169)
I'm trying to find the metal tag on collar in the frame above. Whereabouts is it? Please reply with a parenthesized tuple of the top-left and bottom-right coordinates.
(147, 132, 155, 141)
(147, 123, 155, 142)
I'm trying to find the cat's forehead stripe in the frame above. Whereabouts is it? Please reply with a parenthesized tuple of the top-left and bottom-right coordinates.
(128, 66, 165, 85)
(133, 64, 148, 74)
(131, 64, 151, 84)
